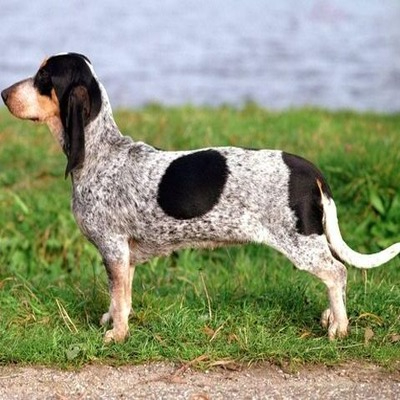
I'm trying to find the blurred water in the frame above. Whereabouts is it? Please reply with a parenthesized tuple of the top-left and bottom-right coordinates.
(1, 0, 400, 112)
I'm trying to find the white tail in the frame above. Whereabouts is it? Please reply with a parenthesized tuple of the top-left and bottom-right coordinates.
(321, 191, 400, 269)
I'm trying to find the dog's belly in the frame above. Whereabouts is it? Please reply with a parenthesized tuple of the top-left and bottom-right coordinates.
(131, 191, 298, 263)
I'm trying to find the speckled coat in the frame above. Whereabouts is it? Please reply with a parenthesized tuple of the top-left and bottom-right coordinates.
(2, 53, 399, 343)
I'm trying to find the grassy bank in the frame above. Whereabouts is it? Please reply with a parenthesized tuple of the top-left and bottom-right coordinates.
(0, 105, 399, 368)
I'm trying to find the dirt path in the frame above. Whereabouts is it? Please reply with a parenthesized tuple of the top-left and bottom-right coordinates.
(1, 362, 399, 399)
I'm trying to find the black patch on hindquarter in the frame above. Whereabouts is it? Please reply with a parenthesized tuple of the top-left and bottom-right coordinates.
(282, 152, 332, 236)
(157, 150, 229, 219)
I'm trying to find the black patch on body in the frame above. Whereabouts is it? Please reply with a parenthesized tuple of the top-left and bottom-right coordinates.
(282, 152, 332, 236)
(157, 150, 229, 219)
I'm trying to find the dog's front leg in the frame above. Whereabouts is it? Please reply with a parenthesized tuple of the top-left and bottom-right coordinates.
(100, 241, 132, 343)
(100, 264, 135, 327)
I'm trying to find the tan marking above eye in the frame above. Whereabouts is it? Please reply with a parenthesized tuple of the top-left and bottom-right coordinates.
(39, 57, 48, 68)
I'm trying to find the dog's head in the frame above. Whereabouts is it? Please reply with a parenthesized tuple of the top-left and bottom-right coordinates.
(1, 53, 102, 176)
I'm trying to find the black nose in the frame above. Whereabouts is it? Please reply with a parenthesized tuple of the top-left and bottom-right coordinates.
(1, 88, 9, 103)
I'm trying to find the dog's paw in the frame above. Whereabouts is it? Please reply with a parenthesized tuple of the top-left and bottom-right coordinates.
(321, 308, 348, 340)
(321, 308, 332, 329)
(100, 312, 111, 326)
(103, 327, 129, 344)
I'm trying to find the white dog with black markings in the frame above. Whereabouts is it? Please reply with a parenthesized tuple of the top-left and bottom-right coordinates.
(2, 53, 399, 343)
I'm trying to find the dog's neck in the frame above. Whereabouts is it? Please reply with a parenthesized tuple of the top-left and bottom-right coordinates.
(46, 115, 65, 147)
(85, 83, 123, 147)
(46, 84, 123, 162)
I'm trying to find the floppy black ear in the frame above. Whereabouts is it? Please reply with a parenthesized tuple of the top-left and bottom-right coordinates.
(64, 86, 90, 178)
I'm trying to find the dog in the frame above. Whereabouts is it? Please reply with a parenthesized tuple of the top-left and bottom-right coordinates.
(2, 53, 400, 343)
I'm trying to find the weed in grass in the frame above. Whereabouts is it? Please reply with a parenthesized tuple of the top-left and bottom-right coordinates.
(0, 106, 400, 367)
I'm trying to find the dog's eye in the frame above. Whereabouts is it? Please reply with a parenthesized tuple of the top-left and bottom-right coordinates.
(37, 69, 50, 82)
(34, 69, 52, 95)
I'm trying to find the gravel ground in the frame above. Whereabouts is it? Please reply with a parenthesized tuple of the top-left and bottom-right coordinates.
(1, 362, 399, 399)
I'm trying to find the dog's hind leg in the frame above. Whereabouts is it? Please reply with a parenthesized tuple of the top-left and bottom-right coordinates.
(312, 257, 348, 340)
(278, 234, 348, 340)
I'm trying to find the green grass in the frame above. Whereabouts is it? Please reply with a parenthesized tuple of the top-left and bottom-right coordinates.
(0, 105, 400, 368)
